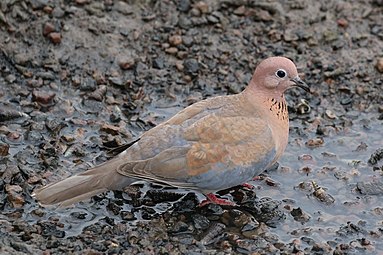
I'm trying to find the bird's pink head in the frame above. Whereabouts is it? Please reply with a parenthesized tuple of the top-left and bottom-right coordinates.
(246, 56, 309, 97)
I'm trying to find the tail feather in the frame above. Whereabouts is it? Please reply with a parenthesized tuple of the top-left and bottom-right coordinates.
(33, 160, 134, 207)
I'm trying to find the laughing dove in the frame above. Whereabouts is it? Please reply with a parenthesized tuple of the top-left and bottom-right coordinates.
(33, 56, 309, 207)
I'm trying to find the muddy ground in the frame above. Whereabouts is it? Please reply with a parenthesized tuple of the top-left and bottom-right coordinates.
(0, 0, 383, 254)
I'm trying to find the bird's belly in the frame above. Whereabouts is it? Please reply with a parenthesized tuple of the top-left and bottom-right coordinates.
(187, 148, 276, 193)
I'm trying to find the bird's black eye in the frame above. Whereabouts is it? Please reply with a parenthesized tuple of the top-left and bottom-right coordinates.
(276, 69, 287, 78)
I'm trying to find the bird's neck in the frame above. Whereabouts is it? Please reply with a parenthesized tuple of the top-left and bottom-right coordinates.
(264, 96, 288, 122)
(243, 85, 288, 122)
(242, 87, 290, 165)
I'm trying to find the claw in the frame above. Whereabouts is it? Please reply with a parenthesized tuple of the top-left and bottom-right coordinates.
(198, 193, 237, 207)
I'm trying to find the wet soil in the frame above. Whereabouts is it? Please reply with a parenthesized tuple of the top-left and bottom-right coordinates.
(0, 0, 383, 254)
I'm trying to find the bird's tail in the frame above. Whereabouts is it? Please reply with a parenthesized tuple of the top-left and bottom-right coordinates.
(33, 158, 134, 207)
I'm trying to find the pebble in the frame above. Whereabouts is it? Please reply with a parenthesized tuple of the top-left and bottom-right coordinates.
(169, 35, 183, 46)
(80, 77, 97, 91)
(152, 57, 165, 69)
(5, 74, 16, 83)
(182, 36, 193, 47)
(306, 138, 324, 148)
(175, 61, 184, 71)
(118, 57, 135, 70)
(195, 1, 210, 14)
(48, 32, 62, 44)
(5, 184, 25, 208)
(183, 58, 199, 75)
(115, 1, 134, 15)
(32, 90, 56, 105)
(177, 51, 188, 59)
(100, 123, 121, 136)
(376, 57, 383, 73)
(178, 0, 191, 12)
(0, 142, 9, 156)
(36, 71, 55, 80)
(52, 6, 65, 18)
(108, 77, 124, 86)
(88, 85, 107, 101)
(337, 18, 348, 28)
(165, 47, 178, 54)
(43, 22, 55, 36)
(298, 154, 313, 161)
(234, 6, 246, 16)
(325, 109, 337, 119)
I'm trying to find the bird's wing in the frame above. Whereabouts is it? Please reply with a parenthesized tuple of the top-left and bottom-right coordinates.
(116, 99, 276, 190)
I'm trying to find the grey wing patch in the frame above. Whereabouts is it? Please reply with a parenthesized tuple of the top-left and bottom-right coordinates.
(116, 146, 199, 189)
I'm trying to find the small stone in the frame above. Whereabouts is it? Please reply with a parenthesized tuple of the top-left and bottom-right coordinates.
(178, 15, 193, 28)
(5, 74, 16, 83)
(32, 90, 56, 105)
(177, 51, 188, 59)
(291, 207, 311, 222)
(80, 77, 97, 91)
(76, 0, 88, 5)
(152, 57, 165, 69)
(52, 6, 65, 18)
(121, 211, 136, 221)
(115, 1, 134, 15)
(161, 42, 170, 49)
(178, 0, 191, 12)
(43, 22, 55, 36)
(337, 18, 348, 28)
(27, 175, 41, 184)
(284, 29, 299, 42)
(182, 36, 193, 47)
(88, 85, 107, 101)
(183, 58, 199, 75)
(356, 86, 364, 95)
(0, 142, 9, 156)
(234, 6, 246, 15)
(195, 1, 209, 14)
(325, 109, 337, 119)
(176, 61, 184, 71)
(108, 77, 124, 86)
(306, 137, 324, 148)
(14, 53, 30, 66)
(207, 15, 219, 23)
(36, 71, 55, 80)
(32, 208, 45, 217)
(48, 32, 61, 44)
(190, 8, 201, 17)
(118, 57, 135, 70)
(357, 181, 383, 195)
(312, 183, 335, 205)
(165, 47, 178, 54)
(192, 214, 210, 230)
(376, 57, 383, 73)
(183, 75, 192, 82)
(298, 154, 313, 161)
(169, 35, 183, 46)
(5, 184, 25, 208)
(100, 123, 120, 135)
(0, 108, 27, 121)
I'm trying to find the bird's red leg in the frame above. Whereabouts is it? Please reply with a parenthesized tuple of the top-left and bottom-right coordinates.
(242, 183, 255, 189)
(198, 193, 237, 207)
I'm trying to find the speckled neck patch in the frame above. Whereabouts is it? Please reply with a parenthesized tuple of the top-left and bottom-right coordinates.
(267, 97, 288, 121)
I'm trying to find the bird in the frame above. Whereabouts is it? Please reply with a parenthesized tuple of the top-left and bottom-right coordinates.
(33, 56, 309, 207)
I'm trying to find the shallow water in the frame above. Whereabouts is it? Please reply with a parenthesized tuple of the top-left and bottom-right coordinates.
(253, 114, 383, 251)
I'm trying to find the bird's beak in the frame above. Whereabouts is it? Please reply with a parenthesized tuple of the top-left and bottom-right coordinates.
(291, 76, 310, 93)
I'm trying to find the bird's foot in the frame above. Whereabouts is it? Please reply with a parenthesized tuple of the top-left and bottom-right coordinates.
(198, 193, 237, 207)
(242, 183, 255, 189)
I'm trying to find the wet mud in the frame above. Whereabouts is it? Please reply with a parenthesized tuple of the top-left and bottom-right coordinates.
(0, 0, 382, 254)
